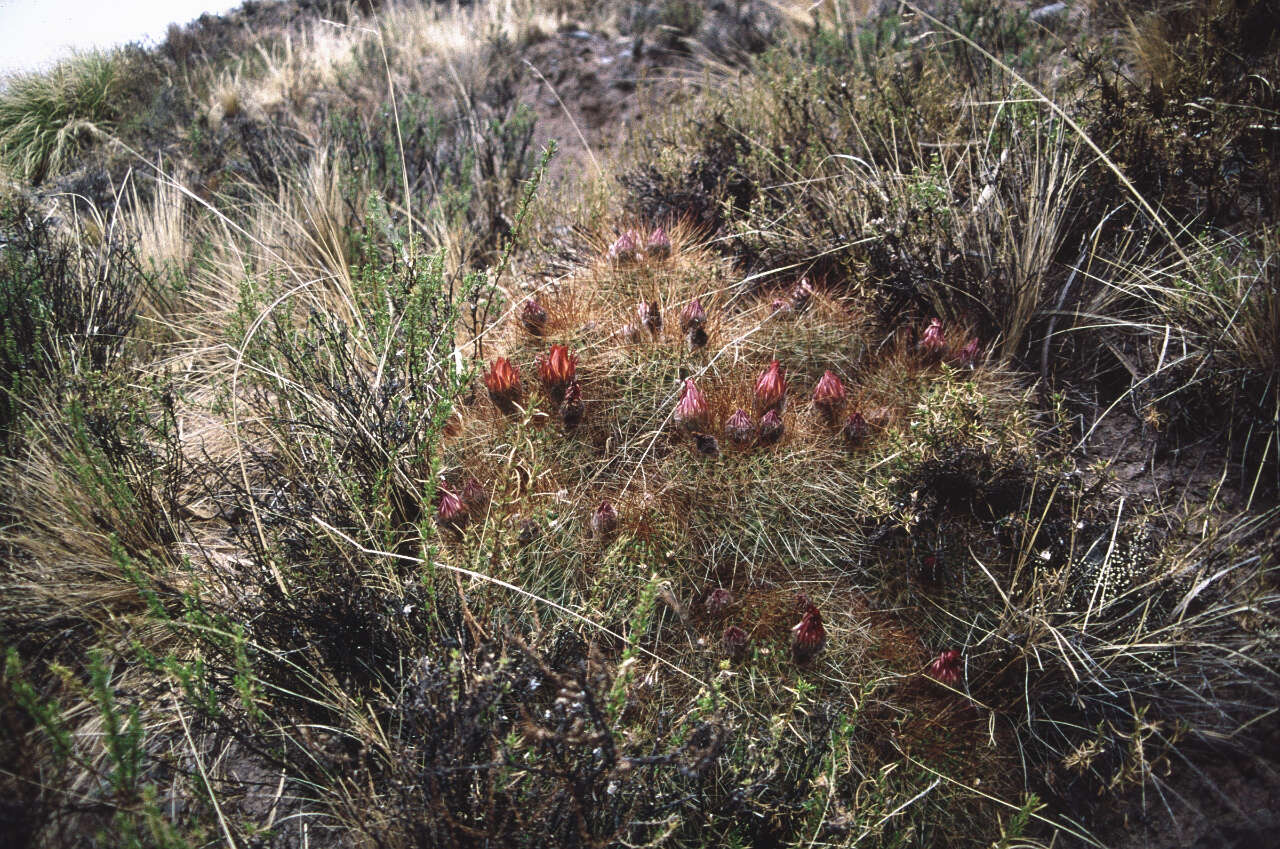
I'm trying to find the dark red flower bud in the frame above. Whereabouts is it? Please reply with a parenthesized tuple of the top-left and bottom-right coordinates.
(608, 230, 641, 265)
(647, 226, 671, 259)
(590, 500, 618, 538)
(537, 344, 577, 402)
(516, 517, 541, 547)
(790, 277, 814, 313)
(483, 357, 522, 414)
(725, 408, 755, 447)
(791, 604, 826, 663)
(723, 625, 750, 660)
(705, 587, 734, 615)
(693, 432, 720, 457)
(956, 337, 981, 367)
(927, 649, 963, 687)
(680, 298, 707, 332)
(521, 298, 549, 335)
(812, 370, 846, 423)
(758, 409, 784, 445)
(674, 378, 710, 432)
(560, 381, 585, 429)
(841, 411, 869, 447)
(753, 360, 787, 415)
(436, 486, 467, 530)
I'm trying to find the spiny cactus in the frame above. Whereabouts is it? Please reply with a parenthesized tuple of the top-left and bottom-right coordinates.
(753, 360, 787, 415)
(674, 378, 710, 432)
(791, 603, 826, 663)
(812, 370, 846, 424)
(537, 344, 577, 402)
(520, 298, 549, 336)
(725, 408, 755, 447)
(483, 357, 522, 415)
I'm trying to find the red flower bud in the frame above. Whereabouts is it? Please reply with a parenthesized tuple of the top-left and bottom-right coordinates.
(436, 486, 467, 530)
(537, 344, 577, 402)
(812, 370, 846, 422)
(608, 230, 641, 265)
(590, 500, 619, 538)
(560, 381, 584, 429)
(483, 357, 522, 414)
(680, 298, 707, 332)
(758, 409, 784, 445)
(674, 378, 710, 432)
(927, 649, 963, 687)
(753, 360, 787, 415)
(725, 408, 755, 447)
(791, 603, 826, 662)
(723, 625, 750, 660)
(521, 298, 549, 335)
(842, 411, 869, 447)
(705, 587, 734, 615)
(647, 226, 671, 259)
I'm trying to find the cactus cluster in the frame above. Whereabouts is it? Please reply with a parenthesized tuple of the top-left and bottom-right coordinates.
(607, 227, 672, 265)
(917, 317, 983, 367)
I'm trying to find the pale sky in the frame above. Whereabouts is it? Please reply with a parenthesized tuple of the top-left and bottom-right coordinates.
(0, 0, 243, 77)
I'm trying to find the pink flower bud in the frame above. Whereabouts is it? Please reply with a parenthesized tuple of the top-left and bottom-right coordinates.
(753, 360, 787, 415)
(680, 298, 707, 333)
(483, 357, 522, 414)
(646, 226, 671, 259)
(758, 409, 784, 445)
(520, 298, 549, 335)
(956, 337, 981, 367)
(674, 378, 710, 432)
(637, 300, 662, 338)
(791, 603, 826, 663)
(590, 500, 619, 538)
(812, 370, 846, 422)
(436, 486, 467, 530)
(920, 318, 945, 355)
(927, 649, 963, 687)
(724, 408, 755, 447)
(460, 477, 489, 516)
(608, 230, 641, 265)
